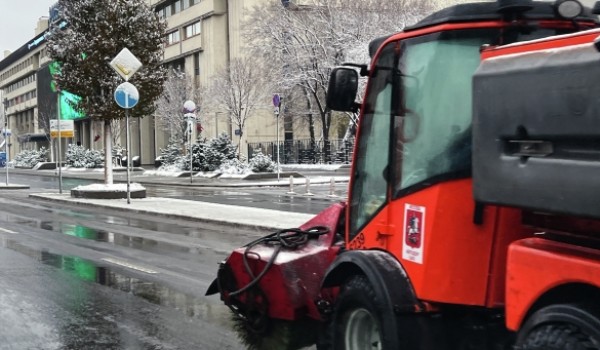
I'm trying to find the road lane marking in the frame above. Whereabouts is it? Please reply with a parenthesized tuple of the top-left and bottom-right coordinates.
(0, 227, 17, 234)
(101, 258, 158, 274)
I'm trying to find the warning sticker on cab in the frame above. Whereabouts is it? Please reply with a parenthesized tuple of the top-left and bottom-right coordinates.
(402, 204, 425, 264)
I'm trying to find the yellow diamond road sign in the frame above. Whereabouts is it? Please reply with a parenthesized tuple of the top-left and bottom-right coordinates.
(109, 48, 143, 81)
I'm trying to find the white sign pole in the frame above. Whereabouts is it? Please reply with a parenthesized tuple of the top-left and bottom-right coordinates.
(126, 90, 131, 204)
(110, 48, 142, 204)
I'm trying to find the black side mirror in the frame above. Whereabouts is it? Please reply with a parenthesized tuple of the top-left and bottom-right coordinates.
(326, 67, 359, 112)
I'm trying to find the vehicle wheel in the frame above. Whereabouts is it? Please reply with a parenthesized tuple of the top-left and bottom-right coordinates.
(518, 304, 600, 350)
(322, 275, 398, 350)
(519, 324, 597, 350)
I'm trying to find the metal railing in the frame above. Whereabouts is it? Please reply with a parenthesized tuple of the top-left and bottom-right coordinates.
(248, 139, 354, 164)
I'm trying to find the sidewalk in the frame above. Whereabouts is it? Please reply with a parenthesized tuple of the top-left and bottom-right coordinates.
(29, 193, 316, 231)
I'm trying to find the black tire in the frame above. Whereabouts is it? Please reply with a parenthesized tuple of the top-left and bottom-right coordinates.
(518, 304, 600, 350)
(321, 275, 398, 350)
(519, 324, 598, 350)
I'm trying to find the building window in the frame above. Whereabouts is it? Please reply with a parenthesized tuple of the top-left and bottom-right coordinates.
(184, 21, 201, 39)
(166, 30, 180, 45)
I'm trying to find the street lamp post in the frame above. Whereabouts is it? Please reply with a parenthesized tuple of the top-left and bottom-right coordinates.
(273, 94, 282, 182)
(183, 100, 197, 184)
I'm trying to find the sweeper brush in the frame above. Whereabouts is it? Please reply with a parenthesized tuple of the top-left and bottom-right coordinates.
(206, 203, 346, 350)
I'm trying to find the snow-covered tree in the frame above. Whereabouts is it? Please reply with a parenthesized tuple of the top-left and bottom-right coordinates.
(203, 145, 225, 172)
(155, 69, 202, 147)
(245, 0, 435, 144)
(204, 57, 273, 157)
(47, 0, 167, 184)
(159, 142, 182, 166)
(209, 133, 237, 161)
(188, 142, 208, 172)
(111, 118, 126, 151)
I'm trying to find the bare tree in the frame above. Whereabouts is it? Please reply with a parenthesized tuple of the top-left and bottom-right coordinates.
(245, 0, 436, 144)
(110, 118, 125, 147)
(36, 99, 55, 161)
(154, 69, 202, 147)
(204, 57, 272, 157)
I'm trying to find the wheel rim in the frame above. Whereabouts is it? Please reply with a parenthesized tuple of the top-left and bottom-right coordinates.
(343, 308, 382, 350)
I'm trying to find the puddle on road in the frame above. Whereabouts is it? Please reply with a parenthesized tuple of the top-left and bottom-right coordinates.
(1, 238, 229, 325)
(0, 211, 210, 256)
(36, 221, 205, 256)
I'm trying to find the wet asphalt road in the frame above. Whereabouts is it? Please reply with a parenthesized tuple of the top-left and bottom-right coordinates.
(0, 191, 274, 350)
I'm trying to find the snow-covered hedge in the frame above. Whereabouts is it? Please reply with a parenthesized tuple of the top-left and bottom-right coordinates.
(160, 134, 244, 172)
(66, 144, 104, 168)
(14, 147, 49, 168)
(218, 158, 250, 175)
(249, 150, 275, 173)
(159, 135, 276, 173)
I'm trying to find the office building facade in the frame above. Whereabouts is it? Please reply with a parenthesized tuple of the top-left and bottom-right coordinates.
(0, 0, 300, 164)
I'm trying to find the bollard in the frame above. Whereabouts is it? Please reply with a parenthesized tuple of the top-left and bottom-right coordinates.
(304, 177, 314, 196)
(327, 177, 338, 198)
(286, 175, 296, 194)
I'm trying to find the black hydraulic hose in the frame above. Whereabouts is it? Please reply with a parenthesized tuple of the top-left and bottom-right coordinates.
(226, 226, 330, 298)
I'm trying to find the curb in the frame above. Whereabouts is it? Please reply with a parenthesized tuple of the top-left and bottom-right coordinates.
(0, 184, 30, 190)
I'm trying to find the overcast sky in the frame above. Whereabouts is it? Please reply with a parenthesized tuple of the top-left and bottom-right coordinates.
(0, 0, 57, 56)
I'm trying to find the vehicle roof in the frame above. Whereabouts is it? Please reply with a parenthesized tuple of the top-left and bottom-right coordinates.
(406, 1, 598, 31)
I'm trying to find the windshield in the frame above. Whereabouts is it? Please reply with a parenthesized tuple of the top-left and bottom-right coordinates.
(392, 29, 499, 195)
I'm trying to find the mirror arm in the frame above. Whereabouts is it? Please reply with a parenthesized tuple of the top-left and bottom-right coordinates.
(342, 63, 369, 77)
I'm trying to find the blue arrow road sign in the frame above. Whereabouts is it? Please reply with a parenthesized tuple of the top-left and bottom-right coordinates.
(114, 82, 139, 109)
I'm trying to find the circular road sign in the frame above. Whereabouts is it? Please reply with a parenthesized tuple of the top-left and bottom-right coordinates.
(114, 82, 139, 109)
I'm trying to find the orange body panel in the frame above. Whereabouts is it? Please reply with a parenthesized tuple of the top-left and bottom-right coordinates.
(354, 179, 530, 306)
(505, 238, 600, 331)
